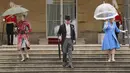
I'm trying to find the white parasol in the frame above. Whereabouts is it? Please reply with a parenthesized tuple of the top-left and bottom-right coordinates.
(2, 6, 29, 16)
(94, 2, 118, 20)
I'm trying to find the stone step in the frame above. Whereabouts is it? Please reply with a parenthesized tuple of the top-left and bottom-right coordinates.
(0, 57, 130, 63)
(0, 58, 130, 63)
(0, 50, 129, 53)
(0, 58, 129, 62)
(0, 71, 129, 73)
(0, 54, 129, 57)
(1, 55, 130, 58)
(0, 45, 129, 73)
(0, 61, 130, 65)
(0, 56, 130, 61)
(0, 72, 130, 73)
(1, 68, 130, 71)
(0, 53, 130, 55)
(0, 48, 130, 51)
(0, 50, 129, 55)
(0, 64, 130, 68)
(0, 46, 130, 51)
(0, 68, 130, 73)
(0, 44, 130, 48)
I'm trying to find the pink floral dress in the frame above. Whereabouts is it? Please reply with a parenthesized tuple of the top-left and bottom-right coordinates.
(17, 20, 32, 50)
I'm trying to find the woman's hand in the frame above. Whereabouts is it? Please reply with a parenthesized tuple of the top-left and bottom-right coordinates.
(104, 21, 108, 29)
(121, 30, 128, 33)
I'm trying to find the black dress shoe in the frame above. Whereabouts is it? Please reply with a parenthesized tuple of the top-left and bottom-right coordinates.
(62, 62, 68, 67)
(8, 43, 11, 45)
(27, 47, 30, 50)
(22, 48, 25, 51)
(68, 65, 74, 68)
(10, 43, 13, 45)
(66, 64, 74, 68)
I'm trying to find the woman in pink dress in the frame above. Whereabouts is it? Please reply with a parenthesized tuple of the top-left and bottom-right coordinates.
(16, 14, 32, 61)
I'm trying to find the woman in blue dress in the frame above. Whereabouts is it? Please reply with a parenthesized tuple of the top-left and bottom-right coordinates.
(102, 18, 127, 62)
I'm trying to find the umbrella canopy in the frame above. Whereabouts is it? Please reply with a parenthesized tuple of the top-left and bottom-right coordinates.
(94, 3, 118, 20)
(2, 6, 29, 16)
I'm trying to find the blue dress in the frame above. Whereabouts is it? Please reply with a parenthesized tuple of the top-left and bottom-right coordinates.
(102, 21, 121, 50)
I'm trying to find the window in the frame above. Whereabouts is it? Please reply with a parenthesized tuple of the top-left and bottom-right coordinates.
(46, 0, 77, 37)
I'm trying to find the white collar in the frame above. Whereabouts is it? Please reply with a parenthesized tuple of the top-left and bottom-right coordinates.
(65, 23, 70, 26)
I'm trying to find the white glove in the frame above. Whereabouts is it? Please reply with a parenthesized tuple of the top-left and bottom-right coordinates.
(104, 21, 108, 29)
(3, 19, 5, 21)
(14, 27, 17, 31)
(121, 30, 128, 33)
(58, 36, 62, 41)
(125, 30, 128, 32)
(73, 40, 76, 44)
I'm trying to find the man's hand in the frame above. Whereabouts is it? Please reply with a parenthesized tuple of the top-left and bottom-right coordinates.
(58, 36, 62, 41)
(73, 40, 76, 44)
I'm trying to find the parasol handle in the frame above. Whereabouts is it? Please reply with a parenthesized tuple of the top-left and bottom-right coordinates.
(103, 1, 106, 3)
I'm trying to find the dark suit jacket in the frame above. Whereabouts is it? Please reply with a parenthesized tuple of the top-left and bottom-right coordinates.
(57, 24, 76, 45)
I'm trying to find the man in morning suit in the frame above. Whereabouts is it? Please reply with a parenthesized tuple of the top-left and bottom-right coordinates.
(57, 15, 76, 68)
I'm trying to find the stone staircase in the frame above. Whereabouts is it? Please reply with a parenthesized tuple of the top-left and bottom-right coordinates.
(0, 44, 130, 73)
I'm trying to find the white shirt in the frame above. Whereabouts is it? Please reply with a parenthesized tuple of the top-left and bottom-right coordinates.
(65, 24, 71, 38)
(54, 25, 60, 36)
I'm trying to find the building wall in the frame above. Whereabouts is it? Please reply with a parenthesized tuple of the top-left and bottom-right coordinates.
(0, 0, 124, 44)
(0, 0, 124, 32)
(0, 0, 46, 44)
(78, 0, 123, 33)
(0, 0, 46, 33)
